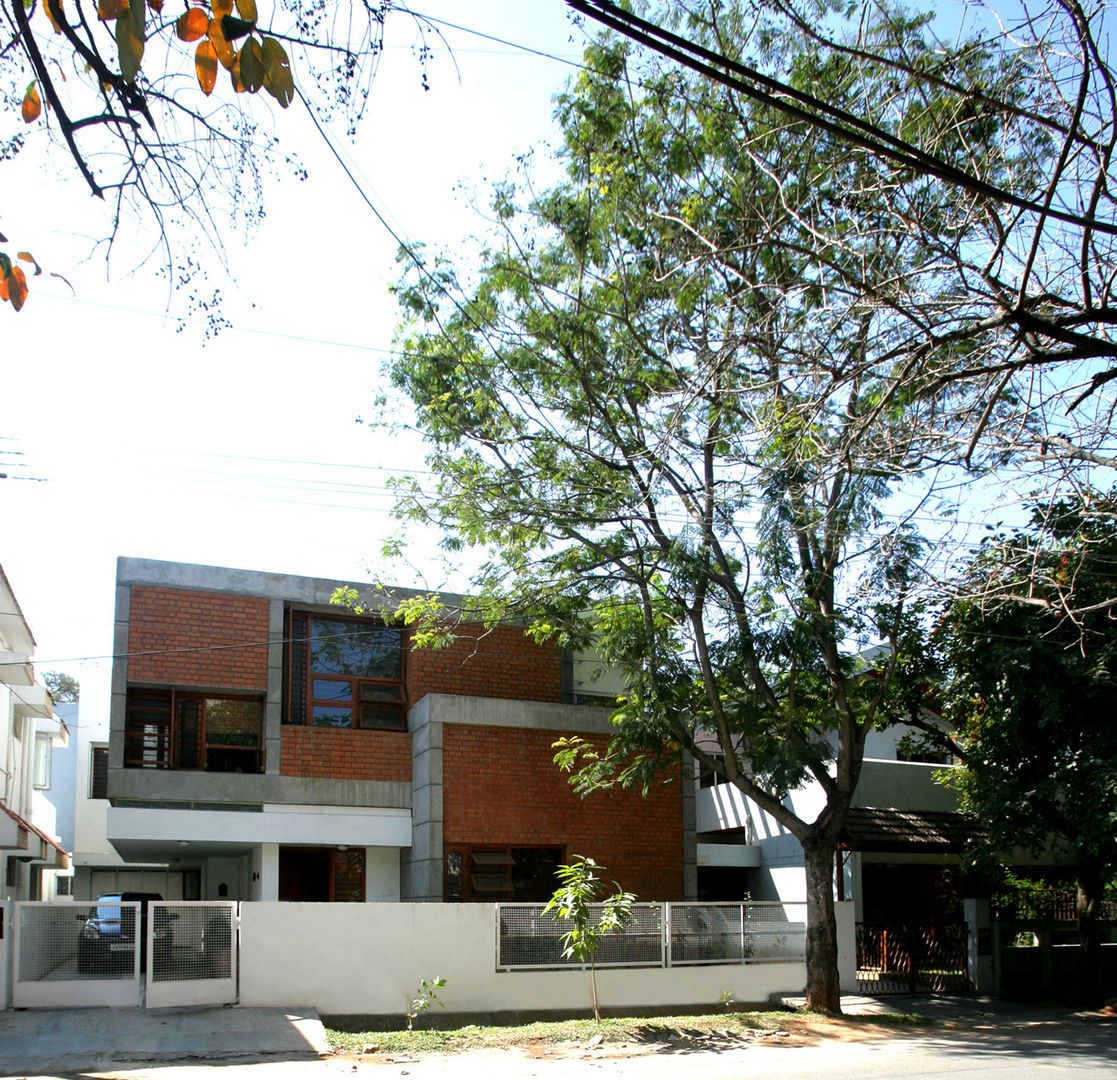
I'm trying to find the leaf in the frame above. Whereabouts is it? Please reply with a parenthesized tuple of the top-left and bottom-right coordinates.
(115, 1, 145, 83)
(195, 39, 218, 95)
(208, 16, 236, 69)
(221, 14, 255, 40)
(3, 266, 29, 311)
(17, 252, 42, 277)
(229, 50, 247, 93)
(21, 83, 41, 124)
(44, 0, 65, 34)
(262, 36, 294, 107)
(234, 0, 256, 20)
(176, 8, 209, 42)
(148, 0, 162, 10)
(210, 0, 233, 17)
(98, 0, 128, 19)
(0, 252, 11, 278)
(238, 35, 264, 93)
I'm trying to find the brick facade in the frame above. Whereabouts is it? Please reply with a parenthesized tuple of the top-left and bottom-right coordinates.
(128, 586, 269, 689)
(406, 624, 562, 703)
(442, 724, 685, 901)
(280, 727, 411, 782)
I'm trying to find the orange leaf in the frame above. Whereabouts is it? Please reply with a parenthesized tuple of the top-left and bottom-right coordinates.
(43, 0, 65, 34)
(234, 0, 256, 20)
(208, 17, 236, 69)
(195, 39, 218, 95)
(210, 0, 233, 17)
(17, 252, 42, 277)
(148, 0, 163, 10)
(5, 266, 28, 312)
(176, 8, 208, 41)
(98, 0, 129, 20)
(21, 84, 41, 124)
(230, 50, 247, 92)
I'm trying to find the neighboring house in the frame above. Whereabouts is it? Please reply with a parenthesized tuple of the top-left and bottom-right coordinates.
(104, 557, 695, 903)
(694, 718, 976, 924)
(0, 564, 70, 900)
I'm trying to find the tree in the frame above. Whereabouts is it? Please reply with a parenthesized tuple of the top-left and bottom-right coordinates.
(43, 669, 79, 702)
(384, 1, 1025, 1013)
(0, 1, 436, 310)
(937, 491, 1117, 1006)
(543, 855, 634, 1023)
(569, 0, 1117, 479)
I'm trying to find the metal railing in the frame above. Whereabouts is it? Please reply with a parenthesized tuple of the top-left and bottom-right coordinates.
(496, 901, 807, 971)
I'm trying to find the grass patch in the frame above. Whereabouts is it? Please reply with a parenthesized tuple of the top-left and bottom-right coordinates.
(328, 1010, 831, 1055)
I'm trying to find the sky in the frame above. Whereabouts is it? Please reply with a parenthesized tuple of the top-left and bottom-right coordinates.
(0, 2, 590, 689)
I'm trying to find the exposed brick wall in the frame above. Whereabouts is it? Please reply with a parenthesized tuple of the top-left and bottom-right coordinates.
(280, 727, 412, 782)
(407, 624, 562, 704)
(128, 587, 269, 689)
(442, 725, 684, 900)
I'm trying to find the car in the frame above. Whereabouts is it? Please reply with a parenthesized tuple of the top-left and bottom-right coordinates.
(76, 892, 176, 975)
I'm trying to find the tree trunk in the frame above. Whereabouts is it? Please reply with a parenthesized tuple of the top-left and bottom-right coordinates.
(803, 838, 842, 1015)
(1073, 859, 1105, 1008)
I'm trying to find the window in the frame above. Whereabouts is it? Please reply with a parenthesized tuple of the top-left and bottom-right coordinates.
(278, 846, 366, 902)
(698, 752, 728, 788)
(90, 745, 109, 799)
(124, 689, 263, 771)
(56, 876, 74, 897)
(285, 611, 406, 730)
(32, 732, 52, 789)
(444, 845, 565, 902)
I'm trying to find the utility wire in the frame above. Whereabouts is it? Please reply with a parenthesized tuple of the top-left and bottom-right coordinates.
(566, 0, 1117, 237)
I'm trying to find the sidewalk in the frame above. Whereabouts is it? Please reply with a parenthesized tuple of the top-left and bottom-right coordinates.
(0, 1005, 330, 1075)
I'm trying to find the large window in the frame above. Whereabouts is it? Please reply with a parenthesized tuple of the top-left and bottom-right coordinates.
(445, 845, 565, 902)
(124, 689, 263, 772)
(285, 611, 406, 730)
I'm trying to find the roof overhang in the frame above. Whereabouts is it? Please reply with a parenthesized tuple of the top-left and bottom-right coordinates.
(838, 807, 979, 854)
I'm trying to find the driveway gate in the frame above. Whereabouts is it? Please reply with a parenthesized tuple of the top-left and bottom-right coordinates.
(855, 922, 970, 994)
(10, 901, 238, 1008)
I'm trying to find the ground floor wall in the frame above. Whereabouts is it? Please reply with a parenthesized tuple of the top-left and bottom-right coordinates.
(238, 901, 823, 1016)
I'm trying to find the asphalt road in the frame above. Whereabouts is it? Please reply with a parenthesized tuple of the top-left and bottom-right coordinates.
(41, 1016, 1117, 1080)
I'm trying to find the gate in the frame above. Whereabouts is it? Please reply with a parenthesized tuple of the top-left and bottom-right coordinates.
(10, 901, 238, 1008)
(856, 922, 970, 994)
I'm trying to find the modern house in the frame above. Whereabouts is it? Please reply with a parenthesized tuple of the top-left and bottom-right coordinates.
(0, 565, 70, 900)
(104, 557, 695, 904)
(695, 724, 975, 923)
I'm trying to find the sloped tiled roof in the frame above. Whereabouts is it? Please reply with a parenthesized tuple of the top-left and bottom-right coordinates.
(838, 807, 979, 853)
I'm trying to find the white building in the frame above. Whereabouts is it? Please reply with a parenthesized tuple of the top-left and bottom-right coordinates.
(0, 565, 70, 900)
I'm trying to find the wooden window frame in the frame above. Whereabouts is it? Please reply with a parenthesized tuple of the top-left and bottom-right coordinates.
(89, 745, 109, 799)
(285, 610, 407, 730)
(444, 844, 566, 903)
(124, 687, 264, 771)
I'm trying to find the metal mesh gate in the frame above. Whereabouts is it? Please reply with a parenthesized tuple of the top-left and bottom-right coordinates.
(146, 902, 237, 1008)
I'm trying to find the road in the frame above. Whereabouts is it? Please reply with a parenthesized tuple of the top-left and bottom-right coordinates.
(63, 1016, 1117, 1080)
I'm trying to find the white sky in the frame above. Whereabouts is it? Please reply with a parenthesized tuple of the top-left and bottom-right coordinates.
(0, 2, 588, 687)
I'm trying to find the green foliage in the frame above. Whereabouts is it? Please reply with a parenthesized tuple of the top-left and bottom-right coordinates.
(42, 670, 78, 703)
(938, 489, 1117, 1001)
(938, 490, 1117, 875)
(543, 856, 635, 1022)
(406, 976, 447, 1032)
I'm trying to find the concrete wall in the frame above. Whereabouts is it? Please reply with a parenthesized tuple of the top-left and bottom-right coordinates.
(238, 902, 806, 1016)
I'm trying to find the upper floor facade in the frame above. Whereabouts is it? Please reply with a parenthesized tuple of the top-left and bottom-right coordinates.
(107, 558, 694, 905)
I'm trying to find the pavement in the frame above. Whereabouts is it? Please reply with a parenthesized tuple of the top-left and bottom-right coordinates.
(0, 1004, 330, 1075)
(0, 995, 1107, 1077)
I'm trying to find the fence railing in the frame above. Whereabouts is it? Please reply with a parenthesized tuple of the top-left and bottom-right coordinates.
(496, 901, 807, 971)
